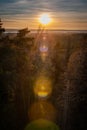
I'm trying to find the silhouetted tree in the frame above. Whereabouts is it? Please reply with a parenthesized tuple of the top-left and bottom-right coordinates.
(0, 18, 5, 37)
(17, 28, 30, 38)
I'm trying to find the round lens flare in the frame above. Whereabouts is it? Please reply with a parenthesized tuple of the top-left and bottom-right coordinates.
(28, 101, 57, 122)
(25, 119, 60, 130)
(40, 45, 48, 53)
(39, 14, 51, 25)
(34, 76, 52, 98)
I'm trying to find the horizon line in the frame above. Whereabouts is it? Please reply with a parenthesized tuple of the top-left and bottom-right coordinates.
(6, 28, 87, 31)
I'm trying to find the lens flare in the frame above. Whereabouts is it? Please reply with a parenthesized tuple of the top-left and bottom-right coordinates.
(34, 76, 52, 98)
(40, 52, 48, 62)
(25, 119, 60, 130)
(39, 35, 49, 53)
(40, 45, 48, 53)
(28, 100, 57, 122)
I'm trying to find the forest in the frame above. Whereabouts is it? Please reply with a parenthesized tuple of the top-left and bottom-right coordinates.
(0, 19, 87, 130)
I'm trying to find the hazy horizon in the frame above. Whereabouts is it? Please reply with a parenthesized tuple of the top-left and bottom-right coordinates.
(5, 28, 87, 34)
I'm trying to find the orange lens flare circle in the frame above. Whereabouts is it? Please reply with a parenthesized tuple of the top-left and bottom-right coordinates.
(34, 76, 52, 98)
(28, 101, 57, 122)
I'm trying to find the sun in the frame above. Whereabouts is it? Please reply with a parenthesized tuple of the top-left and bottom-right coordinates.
(39, 14, 51, 25)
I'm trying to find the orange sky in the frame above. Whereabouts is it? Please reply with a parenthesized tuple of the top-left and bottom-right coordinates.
(1, 0, 87, 30)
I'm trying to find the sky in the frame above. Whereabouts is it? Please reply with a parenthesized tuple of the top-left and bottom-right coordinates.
(0, 0, 87, 30)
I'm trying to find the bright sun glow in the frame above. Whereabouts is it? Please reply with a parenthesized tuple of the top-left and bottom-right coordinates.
(39, 14, 51, 25)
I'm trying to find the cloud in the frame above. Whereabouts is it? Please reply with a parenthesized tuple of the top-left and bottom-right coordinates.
(0, 0, 18, 4)
(0, 0, 87, 15)
(0, 0, 87, 29)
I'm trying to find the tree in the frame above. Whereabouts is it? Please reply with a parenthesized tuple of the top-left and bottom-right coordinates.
(17, 28, 30, 38)
(65, 46, 87, 130)
(0, 18, 5, 37)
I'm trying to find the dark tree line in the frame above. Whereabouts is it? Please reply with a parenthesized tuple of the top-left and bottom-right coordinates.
(0, 19, 36, 130)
